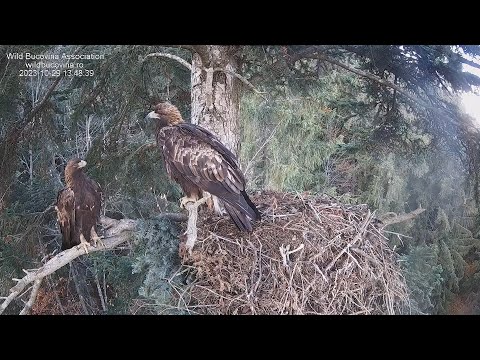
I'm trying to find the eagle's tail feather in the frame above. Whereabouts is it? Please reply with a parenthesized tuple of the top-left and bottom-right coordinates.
(60, 231, 75, 250)
(224, 202, 253, 232)
(241, 190, 261, 221)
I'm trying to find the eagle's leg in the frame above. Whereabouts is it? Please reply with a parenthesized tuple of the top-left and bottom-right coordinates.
(205, 193, 214, 212)
(90, 226, 105, 248)
(212, 195, 225, 215)
(77, 233, 91, 254)
(204, 193, 224, 215)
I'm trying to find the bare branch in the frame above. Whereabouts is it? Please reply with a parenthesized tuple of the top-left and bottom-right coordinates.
(158, 213, 188, 222)
(0, 216, 136, 315)
(213, 67, 267, 99)
(244, 121, 281, 176)
(185, 196, 210, 253)
(324, 211, 373, 273)
(458, 56, 480, 71)
(94, 272, 107, 313)
(142, 52, 192, 72)
(19, 279, 42, 315)
(380, 207, 426, 227)
(0, 211, 190, 315)
(141, 48, 265, 100)
(313, 54, 439, 113)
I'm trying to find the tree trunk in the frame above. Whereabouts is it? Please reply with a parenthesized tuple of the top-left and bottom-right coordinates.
(190, 46, 241, 155)
(0, 127, 22, 212)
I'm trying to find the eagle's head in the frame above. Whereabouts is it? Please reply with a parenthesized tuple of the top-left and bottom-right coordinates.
(65, 158, 87, 186)
(146, 102, 184, 127)
(66, 158, 87, 170)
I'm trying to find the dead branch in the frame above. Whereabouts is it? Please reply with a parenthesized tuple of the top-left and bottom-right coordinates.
(380, 207, 425, 227)
(313, 54, 439, 115)
(0, 216, 136, 315)
(159, 213, 188, 222)
(140, 51, 266, 100)
(213, 67, 267, 99)
(458, 56, 480, 71)
(244, 121, 281, 176)
(19, 279, 42, 315)
(142, 52, 192, 72)
(0, 210, 190, 315)
(94, 272, 107, 313)
(184, 196, 210, 254)
(324, 211, 373, 273)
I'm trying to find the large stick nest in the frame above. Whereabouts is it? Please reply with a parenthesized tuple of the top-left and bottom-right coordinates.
(178, 191, 411, 315)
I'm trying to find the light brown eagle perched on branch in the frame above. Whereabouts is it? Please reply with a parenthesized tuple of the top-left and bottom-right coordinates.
(55, 158, 103, 252)
(146, 102, 261, 232)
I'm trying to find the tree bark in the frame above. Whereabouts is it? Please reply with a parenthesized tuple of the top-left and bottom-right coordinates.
(190, 46, 241, 155)
(0, 127, 22, 212)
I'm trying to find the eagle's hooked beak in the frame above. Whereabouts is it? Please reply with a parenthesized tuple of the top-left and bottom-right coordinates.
(78, 160, 87, 168)
(146, 111, 161, 120)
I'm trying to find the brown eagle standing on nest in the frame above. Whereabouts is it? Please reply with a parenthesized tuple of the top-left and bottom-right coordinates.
(55, 158, 103, 252)
(146, 102, 261, 232)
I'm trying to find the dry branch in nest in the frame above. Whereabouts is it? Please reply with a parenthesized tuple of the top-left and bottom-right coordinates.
(178, 191, 411, 315)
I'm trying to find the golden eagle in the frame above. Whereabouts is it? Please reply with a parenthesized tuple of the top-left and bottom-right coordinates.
(55, 158, 103, 252)
(146, 102, 261, 232)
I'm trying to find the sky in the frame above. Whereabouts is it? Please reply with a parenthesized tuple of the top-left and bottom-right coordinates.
(461, 57, 480, 124)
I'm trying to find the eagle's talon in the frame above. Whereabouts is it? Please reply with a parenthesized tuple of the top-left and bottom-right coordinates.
(77, 242, 90, 254)
(92, 236, 105, 248)
(180, 196, 198, 209)
(90, 228, 105, 248)
(79, 233, 91, 253)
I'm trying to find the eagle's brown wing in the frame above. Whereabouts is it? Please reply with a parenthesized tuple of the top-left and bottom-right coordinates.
(75, 177, 103, 243)
(162, 124, 260, 230)
(56, 188, 76, 250)
(86, 178, 103, 219)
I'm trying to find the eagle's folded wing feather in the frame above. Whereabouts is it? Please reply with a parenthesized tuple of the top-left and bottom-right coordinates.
(56, 188, 75, 250)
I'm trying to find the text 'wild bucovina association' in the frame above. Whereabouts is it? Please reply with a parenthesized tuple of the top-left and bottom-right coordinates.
(6, 52, 105, 60)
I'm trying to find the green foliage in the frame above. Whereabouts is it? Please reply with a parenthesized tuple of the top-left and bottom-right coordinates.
(86, 217, 182, 315)
(90, 250, 147, 315)
(132, 218, 185, 314)
(353, 150, 480, 313)
(241, 70, 368, 194)
(400, 244, 443, 314)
